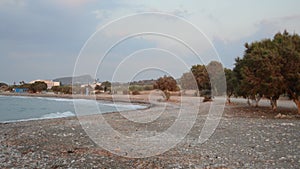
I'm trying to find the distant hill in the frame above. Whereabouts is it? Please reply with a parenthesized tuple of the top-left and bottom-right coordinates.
(53, 75, 94, 85)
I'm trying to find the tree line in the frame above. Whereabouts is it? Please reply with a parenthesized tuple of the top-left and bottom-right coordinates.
(9, 81, 48, 93)
(156, 31, 300, 113)
(229, 30, 300, 113)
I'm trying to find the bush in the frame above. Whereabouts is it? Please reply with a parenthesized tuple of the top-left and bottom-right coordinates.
(132, 90, 140, 95)
(143, 85, 153, 91)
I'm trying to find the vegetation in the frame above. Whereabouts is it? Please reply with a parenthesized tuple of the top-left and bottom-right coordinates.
(95, 85, 103, 91)
(233, 30, 300, 112)
(29, 81, 48, 93)
(153, 76, 179, 100)
(51, 86, 72, 94)
(191, 64, 210, 92)
(0, 83, 8, 87)
(131, 90, 140, 95)
(178, 30, 300, 112)
(0, 82, 9, 91)
(7, 81, 48, 93)
(101, 81, 111, 92)
(224, 68, 237, 103)
(182, 61, 225, 101)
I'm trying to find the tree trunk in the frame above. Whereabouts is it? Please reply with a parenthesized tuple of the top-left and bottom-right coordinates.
(247, 97, 251, 106)
(289, 91, 300, 114)
(270, 98, 277, 111)
(293, 98, 300, 114)
(227, 96, 231, 104)
(254, 95, 262, 107)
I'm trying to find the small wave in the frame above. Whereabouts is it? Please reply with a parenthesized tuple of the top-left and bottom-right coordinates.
(0, 95, 74, 102)
(0, 95, 31, 99)
(36, 97, 74, 102)
(102, 103, 147, 110)
(41, 111, 75, 119)
(0, 111, 75, 123)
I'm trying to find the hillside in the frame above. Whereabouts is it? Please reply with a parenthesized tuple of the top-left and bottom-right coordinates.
(53, 75, 94, 85)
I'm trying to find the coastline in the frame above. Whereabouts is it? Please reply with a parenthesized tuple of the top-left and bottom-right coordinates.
(0, 92, 152, 124)
(0, 92, 151, 104)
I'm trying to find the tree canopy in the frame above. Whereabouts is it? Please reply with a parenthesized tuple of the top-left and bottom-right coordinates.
(153, 75, 178, 100)
(233, 30, 300, 112)
(29, 81, 48, 93)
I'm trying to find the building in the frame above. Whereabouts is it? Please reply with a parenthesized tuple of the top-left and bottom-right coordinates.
(81, 82, 101, 89)
(29, 80, 60, 89)
(14, 88, 28, 93)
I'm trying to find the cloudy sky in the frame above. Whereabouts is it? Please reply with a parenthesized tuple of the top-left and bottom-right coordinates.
(1, 0, 300, 84)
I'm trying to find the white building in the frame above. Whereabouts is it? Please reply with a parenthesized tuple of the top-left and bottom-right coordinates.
(29, 80, 60, 89)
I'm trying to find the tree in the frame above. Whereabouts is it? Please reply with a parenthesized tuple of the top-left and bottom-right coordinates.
(273, 31, 300, 113)
(95, 85, 103, 91)
(61, 86, 72, 94)
(234, 30, 300, 112)
(0, 83, 8, 87)
(51, 86, 60, 94)
(51, 86, 72, 94)
(0, 82, 8, 91)
(238, 40, 284, 109)
(153, 75, 178, 100)
(224, 68, 238, 103)
(191, 64, 210, 92)
(101, 81, 111, 92)
(189, 62, 226, 101)
(29, 81, 48, 93)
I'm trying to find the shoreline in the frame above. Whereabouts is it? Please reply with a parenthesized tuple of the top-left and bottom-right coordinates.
(0, 93, 154, 124)
(0, 92, 151, 104)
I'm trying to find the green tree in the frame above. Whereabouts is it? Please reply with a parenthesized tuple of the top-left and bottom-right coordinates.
(61, 86, 72, 94)
(273, 31, 300, 113)
(191, 64, 210, 91)
(0, 83, 8, 87)
(153, 75, 178, 101)
(30, 81, 48, 93)
(95, 85, 103, 90)
(101, 81, 111, 92)
(239, 40, 284, 109)
(51, 86, 60, 94)
(0, 82, 8, 91)
(234, 30, 300, 112)
(51, 86, 72, 94)
(224, 68, 238, 103)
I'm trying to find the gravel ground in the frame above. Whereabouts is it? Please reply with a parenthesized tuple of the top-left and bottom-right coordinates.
(0, 95, 299, 168)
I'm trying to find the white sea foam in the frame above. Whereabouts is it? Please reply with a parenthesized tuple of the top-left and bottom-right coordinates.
(0, 111, 75, 123)
(41, 111, 75, 119)
(102, 103, 147, 110)
(0, 95, 31, 99)
(35, 97, 74, 102)
(0, 95, 148, 123)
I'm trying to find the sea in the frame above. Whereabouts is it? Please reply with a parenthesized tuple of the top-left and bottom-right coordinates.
(0, 95, 146, 123)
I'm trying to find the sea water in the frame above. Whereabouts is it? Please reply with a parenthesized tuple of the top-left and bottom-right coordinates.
(0, 95, 146, 123)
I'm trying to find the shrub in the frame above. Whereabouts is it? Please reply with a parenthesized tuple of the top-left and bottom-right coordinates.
(132, 90, 140, 95)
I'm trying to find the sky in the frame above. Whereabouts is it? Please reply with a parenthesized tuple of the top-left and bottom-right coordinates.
(1, 0, 300, 84)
